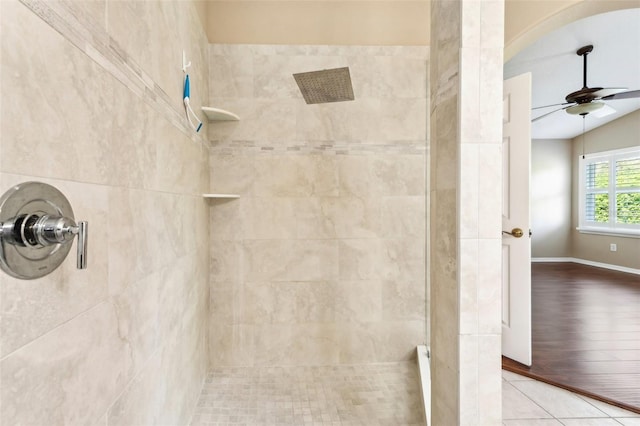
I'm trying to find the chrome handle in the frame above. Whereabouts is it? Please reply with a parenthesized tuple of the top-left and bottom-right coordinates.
(76, 221, 87, 269)
(3, 214, 88, 270)
(53, 219, 88, 269)
(0, 182, 88, 279)
(502, 227, 524, 238)
(34, 215, 78, 245)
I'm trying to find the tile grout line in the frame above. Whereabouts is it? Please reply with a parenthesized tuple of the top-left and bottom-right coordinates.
(503, 379, 556, 422)
(504, 372, 639, 423)
(0, 297, 109, 362)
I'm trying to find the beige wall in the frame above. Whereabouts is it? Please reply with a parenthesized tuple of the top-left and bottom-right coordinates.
(207, 44, 427, 367)
(504, 0, 580, 58)
(570, 110, 640, 269)
(201, 0, 637, 50)
(0, 0, 210, 424)
(206, 1, 431, 45)
(531, 139, 573, 258)
(194, 0, 210, 31)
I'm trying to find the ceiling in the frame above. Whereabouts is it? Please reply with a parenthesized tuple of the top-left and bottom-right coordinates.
(504, 8, 640, 140)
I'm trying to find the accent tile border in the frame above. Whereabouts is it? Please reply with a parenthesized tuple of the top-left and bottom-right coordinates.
(210, 141, 428, 156)
(19, 0, 207, 147)
(210, 43, 430, 58)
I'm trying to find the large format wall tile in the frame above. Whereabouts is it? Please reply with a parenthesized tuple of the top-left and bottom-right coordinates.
(381, 196, 426, 237)
(295, 99, 384, 142)
(241, 197, 297, 239)
(1, 302, 132, 426)
(243, 239, 340, 282)
(0, 0, 210, 424)
(208, 324, 255, 367)
(208, 44, 428, 367)
(108, 1, 194, 113)
(430, 0, 504, 423)
(106, 348, 166, 426)
(0, 174, 109, 357)
(108, 277, 208, 426)
(1, 1, 116, 185)
(371, 156, 427, 195)
(295, 197, 383, 239)
(338, 238, 424, 281)
(251, 155, 340, 197)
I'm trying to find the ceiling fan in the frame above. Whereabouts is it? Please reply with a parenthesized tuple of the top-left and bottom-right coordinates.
(532, 45, 640, 122)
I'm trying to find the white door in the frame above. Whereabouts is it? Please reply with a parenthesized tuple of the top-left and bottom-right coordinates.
(502, 73, 532, 366)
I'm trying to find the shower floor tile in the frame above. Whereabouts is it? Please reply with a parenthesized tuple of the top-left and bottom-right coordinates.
(189, 362, 425, 426)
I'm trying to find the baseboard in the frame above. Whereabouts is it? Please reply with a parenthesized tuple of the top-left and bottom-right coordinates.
(416, 345, 431, 426)
(532, 257, 573, 263)
(532, 257, 640, 275)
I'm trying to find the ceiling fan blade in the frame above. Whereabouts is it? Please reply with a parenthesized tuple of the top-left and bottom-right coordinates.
(592, 103, 616, 118)
(601, 89, 640, 100)
(532, 105, 571, 122)
(532, 102, 572, 110)
(592, 88, 628, 98)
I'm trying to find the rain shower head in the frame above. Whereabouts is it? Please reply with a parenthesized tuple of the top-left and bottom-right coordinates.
(293, 67, 355, 104)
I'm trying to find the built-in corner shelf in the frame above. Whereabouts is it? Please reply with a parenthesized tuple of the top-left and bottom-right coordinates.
(201, 107, 239, 122)
(203, 193, 240, 199)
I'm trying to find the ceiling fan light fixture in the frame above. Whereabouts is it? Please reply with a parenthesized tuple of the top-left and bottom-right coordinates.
(565, 102, 605, 115)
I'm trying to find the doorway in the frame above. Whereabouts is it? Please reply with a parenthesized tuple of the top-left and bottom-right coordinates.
(503, 4, 640, 413)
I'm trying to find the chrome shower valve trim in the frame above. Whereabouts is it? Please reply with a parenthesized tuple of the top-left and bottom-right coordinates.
(0, 182, 88, 279)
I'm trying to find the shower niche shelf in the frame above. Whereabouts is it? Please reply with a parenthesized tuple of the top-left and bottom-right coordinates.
(203, 193, 240, 199)
(201, 107, 239, 122)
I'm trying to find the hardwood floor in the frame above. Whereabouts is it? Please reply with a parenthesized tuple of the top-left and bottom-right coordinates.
(502, 262, 640, 414)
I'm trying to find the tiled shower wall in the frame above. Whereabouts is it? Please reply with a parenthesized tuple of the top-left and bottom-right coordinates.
(208, 44, 428, 367)
(1, 1, 209, 424)
(430, 0, 504, 423)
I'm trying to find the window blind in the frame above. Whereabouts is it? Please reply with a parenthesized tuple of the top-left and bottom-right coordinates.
(579, 147, 640, 234)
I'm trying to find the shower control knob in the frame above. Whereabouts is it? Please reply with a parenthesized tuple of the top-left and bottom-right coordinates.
(0, 214, 88, 271)
(33, 215, 81, 245)
(33, 215, 88, 269)
(0, 182, 88, 279)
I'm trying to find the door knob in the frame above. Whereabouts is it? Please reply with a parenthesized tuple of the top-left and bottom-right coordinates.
(0, 182, 88, 279)
(502, 227, 524, 238)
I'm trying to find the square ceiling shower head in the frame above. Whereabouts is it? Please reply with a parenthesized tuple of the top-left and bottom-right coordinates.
(293, 67, 355, 104)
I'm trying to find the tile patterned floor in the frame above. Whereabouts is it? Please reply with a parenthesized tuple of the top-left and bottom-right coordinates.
(189, 362, 425, 426)
(502, 370, 640, 426)
(190, 364, 640, 426)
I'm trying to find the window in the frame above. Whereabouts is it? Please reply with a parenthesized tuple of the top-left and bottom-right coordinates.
(578, 146, 640, 237)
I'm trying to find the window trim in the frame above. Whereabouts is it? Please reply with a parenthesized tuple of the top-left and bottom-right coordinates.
(578, 146, 640, 238)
